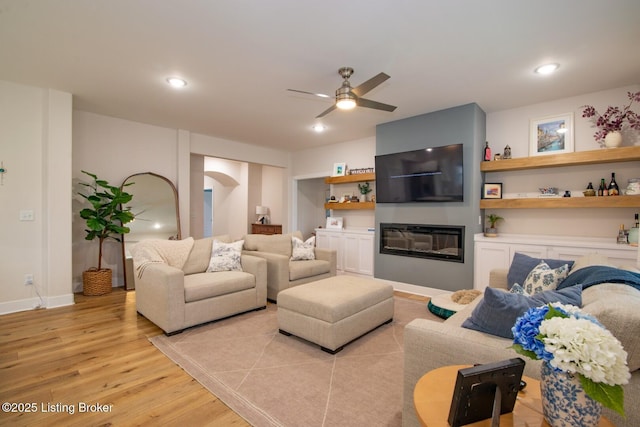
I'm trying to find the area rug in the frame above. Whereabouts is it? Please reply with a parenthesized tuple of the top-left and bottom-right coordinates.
(150, 296, 443, 427)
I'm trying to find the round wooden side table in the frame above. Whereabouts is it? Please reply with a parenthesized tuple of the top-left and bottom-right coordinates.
(413, 365, 614, 427)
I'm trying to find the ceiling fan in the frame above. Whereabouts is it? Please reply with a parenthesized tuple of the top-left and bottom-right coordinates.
(288, 67, 397, 118)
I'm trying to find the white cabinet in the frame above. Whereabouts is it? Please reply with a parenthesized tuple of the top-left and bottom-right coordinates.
(316, 228, 374, 277)
(316, 230, 344, 271)
(474, 233, 638, 291)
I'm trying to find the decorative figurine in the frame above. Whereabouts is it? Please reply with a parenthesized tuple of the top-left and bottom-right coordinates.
(503, 145, 511, 159)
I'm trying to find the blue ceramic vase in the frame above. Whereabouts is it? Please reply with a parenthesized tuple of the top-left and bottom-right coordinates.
(540, 361, 602, 427)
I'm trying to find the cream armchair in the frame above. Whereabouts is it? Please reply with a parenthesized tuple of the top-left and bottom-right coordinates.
(242, 231, 337, 302)
(134, 236, 267, 335)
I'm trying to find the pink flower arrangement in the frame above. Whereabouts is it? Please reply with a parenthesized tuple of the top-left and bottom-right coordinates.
(581, 91, 640, 144)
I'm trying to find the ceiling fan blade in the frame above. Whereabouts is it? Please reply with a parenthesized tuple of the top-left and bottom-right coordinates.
(287, 88, 331, 99)
(351, 72, 390, 97)
(357, 97, 397, 112)
(316, 104, 337, 118)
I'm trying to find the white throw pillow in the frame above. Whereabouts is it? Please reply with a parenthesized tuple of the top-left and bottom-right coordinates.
(291, 236, 315, 261)
(520, 261, 570, 295)
(207, 239, 244, 272)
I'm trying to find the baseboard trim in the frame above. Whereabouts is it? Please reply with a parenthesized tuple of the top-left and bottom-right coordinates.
(0, 294, 75, 315)
(370, 278, 452, 298)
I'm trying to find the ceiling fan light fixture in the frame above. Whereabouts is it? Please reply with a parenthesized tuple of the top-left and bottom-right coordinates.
(312, 124, 326, 132)
(336, 98, 356, 110)
(336, 85, 356, 110)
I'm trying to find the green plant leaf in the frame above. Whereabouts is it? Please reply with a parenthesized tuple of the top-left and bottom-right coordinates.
(580, 375, 625, 416)
(510, 344, 538, 360)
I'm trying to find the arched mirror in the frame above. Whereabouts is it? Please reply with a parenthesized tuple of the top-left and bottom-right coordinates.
(121, 172, 181, 290)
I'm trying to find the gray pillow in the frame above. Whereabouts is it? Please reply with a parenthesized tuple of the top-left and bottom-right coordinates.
(507, 252, 574, 289)
(461, 285, 583, 339)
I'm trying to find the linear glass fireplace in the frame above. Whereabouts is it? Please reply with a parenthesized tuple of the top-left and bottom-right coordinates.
(380, 223, 465, 263)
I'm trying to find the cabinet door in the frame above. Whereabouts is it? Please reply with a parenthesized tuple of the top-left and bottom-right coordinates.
(508, 245, 548, 263)
(474, 241, 510, 291)
(316, 231, 330, 249)
(548, 246, 638, 267)
(343, 234, 374, 276)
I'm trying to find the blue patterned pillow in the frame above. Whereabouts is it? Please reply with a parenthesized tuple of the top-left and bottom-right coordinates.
(520, 261, 570, 295)
(461, 285, 582, 339)
(207, 240, 244, 272)
(507, 252, 574, 289)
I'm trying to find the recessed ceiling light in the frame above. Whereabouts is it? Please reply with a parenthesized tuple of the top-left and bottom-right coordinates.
(534, 63, 559, 75)
(166, 77, 187, 88)
(312, 124, 326, 133)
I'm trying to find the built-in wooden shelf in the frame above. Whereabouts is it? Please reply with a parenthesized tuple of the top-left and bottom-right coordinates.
(324, 172, 375, 184)
(325, 172, 376, 210)
(480, 146, 640, 173)
(324, 201, 375, 210)
(480, 195, 640, 209)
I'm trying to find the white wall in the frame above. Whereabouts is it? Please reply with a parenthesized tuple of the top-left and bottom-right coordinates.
(261, 165, 285, 228)
(485, 84, 640, 238)
(72, 111, 180, 291)
(292, 87, 640, 239)
(291, 136, 377, 230)
(0, 81, 73, 313)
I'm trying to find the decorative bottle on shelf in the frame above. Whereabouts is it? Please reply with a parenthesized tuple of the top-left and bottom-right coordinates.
(483, 141, 492, 161)
(617, 224, 627, 244)
(629, 214, 640, 245)
(598, 179, 607, 196)
(608, 173, 619, 196)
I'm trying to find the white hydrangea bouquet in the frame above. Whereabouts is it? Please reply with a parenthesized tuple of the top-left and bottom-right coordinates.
(511, 303, 630, 415)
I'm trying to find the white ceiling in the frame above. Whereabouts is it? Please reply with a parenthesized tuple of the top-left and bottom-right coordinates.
(1, 1, 639, 152)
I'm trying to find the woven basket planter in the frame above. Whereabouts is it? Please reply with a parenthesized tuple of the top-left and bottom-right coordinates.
(82, 268, 113, 296)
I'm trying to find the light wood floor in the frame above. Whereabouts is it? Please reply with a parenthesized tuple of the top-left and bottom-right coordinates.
(0, 288, 429, 426)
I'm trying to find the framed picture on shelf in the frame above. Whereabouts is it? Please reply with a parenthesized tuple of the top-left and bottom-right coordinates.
(529, 113, 574, 156)
(482, 183, 502, 199)
(326, 216, 344, 230)
(332, 162, 346, 177)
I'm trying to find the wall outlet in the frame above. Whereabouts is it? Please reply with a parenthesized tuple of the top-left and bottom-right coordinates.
(24, 274, 34, 285)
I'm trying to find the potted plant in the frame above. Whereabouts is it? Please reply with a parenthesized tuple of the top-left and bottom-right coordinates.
(78, 171, 135, 295)
(581, 91, 640, 148)
(358, 182, 372, 202)
(484, 213, 503, 237)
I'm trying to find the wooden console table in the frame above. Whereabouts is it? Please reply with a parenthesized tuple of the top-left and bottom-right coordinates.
(251, 224, 282, 235)
(414, 365, 613, 427)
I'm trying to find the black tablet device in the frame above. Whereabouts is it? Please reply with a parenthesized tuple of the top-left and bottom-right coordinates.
(448, 358, 525, 427)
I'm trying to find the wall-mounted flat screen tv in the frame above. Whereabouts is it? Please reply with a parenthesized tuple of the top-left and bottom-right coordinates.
(375, 143, 464, 203)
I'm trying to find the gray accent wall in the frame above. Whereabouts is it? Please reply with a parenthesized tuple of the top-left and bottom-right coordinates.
(374, 103, 485, 291)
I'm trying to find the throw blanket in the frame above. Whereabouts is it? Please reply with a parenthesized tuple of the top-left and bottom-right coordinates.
(130, 237, 194, 278)
(557, 265, 640, 292)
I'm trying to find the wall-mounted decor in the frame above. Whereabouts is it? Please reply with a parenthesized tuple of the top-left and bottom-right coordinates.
(326, 216, 343, 230)
(349, 167, 374, 175)
(529, 113, 574, 156)
(483, 183, 503, 199)
(332, 162, 346, 176)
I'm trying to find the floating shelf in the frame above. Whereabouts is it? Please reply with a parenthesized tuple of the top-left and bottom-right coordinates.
(480, 195, 640, 209)
(325, 172, 375, 184)
(324, 201, 375, 210)
(480, 146, 640, 172)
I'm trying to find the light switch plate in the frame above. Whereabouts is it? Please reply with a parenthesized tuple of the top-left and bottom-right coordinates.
(19, 210, 34, 221)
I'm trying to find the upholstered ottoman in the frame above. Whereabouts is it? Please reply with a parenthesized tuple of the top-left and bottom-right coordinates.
(277, 276, 394, 353)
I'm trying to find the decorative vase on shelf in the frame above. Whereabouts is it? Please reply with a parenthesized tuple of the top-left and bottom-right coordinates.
(604, 130, 622, 148)
(359, 194, 367, 202)
(540, 362, 602, 427)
